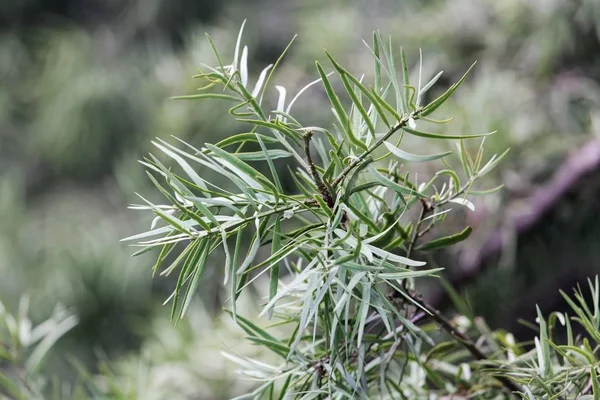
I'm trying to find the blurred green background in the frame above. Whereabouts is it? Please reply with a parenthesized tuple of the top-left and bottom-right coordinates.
(2, 0, 600, 398)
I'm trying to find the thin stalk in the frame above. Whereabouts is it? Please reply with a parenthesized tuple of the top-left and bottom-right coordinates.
(405, 291, 524, 395)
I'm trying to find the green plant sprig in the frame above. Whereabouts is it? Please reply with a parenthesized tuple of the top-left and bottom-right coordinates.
(124, 22, 518, 398)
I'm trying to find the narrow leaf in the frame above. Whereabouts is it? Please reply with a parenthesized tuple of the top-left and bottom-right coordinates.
(403, 126, 495, 140)
(316, 61, 367, 151)
(421, 62, 476, 117)
(384, 141, 451, 163)
(417, 226, 473, 251)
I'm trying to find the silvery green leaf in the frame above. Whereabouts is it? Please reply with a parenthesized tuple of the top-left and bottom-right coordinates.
(357, 279, 371, 348)
(384, 141, 452, 163)
(25, 313, 78, 374)
(259, 258, 320, 317)
(476, 148, 510, 177)
(275, 85, 287, 113)
(364, 242, 425, 266)
(232, 19, 247, 72)
(240, 45, 249, 87)
(151, 140, 209, 191)
(286, 73, 334, 113)
(449, 197, 475, 212)
(534, 336, 545, 377)
(251, 64, 273, 98)
(418, 70, 443, 103)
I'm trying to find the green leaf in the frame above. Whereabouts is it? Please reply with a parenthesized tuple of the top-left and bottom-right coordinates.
(255, 133, 283, 199)
(383, 141, 452, 163)
(215, 133, 280, 148)
(151, 239, 176, 277)
(425, 341, 457, 363)
(536, 305, 552, 378)
(377, 32, 403, 114)
(236, 226, 262, 276)
(338, 72, 376, 136)
(261, 34, 297, 102)
(180, 239, 212, 319)
(237, 118, 303, 143)
(468, 184, 505, 196)
(421, 61, 477, 117)
(325, 51, 392, 127)
(171, 239, 206, 323)
(356, 279, 371, 348)
(313, 194, 333, 219)
(370, 87, 402, 121)
(246, 336, 290, 358)
(136, 194, 193, 236)
(373, 31, 382, 93)
(400, 46, 410, 112)
(0, 372, 26, 400)
(316, 61, 367, 151)
(592, 366, 599, 400)
(417, 226, 473, 251)
(418, 71, 443, 102)
(170, 93, 241, 101)
(435, 169, 461, 193)
(230, 230, 243, 321)
(368, 165, 426, 199)
(268, 218, 281, 319)
(160, 239, 197, 277)
(152, 139, 209, 191)
(477, 148, 511, 177)
(206, 143, 278, 196)
(223, 310, 279, 343)
(403, 126, 495, 140)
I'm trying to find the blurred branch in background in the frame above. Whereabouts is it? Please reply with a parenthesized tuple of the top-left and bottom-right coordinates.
(431, 138, 600, 309)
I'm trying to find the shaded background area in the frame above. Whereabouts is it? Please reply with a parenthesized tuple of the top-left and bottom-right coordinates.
(1, 0, 600, 398)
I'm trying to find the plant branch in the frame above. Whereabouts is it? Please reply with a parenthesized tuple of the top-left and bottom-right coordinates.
(406, 199, 432, 258)
(304, 131, 335, 208)
(401, 198, 433, 291)
(405, 290, 523, 394)
(393, 195, 522, 395)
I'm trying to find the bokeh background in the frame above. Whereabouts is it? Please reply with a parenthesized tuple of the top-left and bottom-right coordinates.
(2, 0, 600, 398)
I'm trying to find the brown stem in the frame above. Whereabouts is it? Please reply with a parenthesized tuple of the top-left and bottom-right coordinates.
(304, 131, 335, 209)
(406, 290, 523, 394)
(394, 199, 522, 395)
(406, 199, 433, 257)
(401, 199, 433, 291)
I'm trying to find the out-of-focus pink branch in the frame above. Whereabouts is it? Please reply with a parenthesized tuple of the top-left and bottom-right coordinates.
(429, 139, 600, 308)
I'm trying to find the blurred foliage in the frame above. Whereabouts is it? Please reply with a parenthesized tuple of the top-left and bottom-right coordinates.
(0, 0, 600, 397)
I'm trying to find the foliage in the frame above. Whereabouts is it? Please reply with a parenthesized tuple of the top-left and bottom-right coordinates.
(491, 277, 600, 399)
(121, 22, 522, 398)
(2, 1, 600, 398)
(0, 298, 77, 400)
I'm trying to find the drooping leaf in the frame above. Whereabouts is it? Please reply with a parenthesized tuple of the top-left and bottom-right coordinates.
(417, 226, 473, 251)
(316, 61, 368, 151)
(403, 126, 495, 140)
(384, 141, 452, 163)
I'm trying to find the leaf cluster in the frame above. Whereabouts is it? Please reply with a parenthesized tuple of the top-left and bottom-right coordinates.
(121, 22, 519, 399)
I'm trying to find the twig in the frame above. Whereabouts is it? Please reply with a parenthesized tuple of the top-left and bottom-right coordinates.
(304, 131, 335, 208)
(406, 199, 433, 257)
(402, 199, 433, 291)
(394, 196, 522, 395)
(405, 290, 523, 394)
